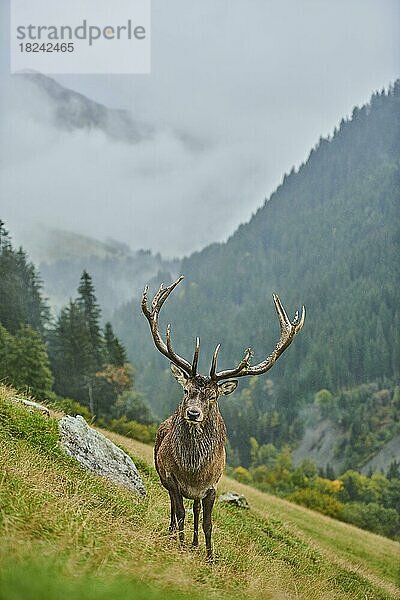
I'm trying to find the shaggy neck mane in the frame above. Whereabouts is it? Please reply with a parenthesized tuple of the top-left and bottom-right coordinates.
(171, 407, 226, 472)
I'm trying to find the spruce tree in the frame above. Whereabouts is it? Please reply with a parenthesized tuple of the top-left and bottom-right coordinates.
(104, 322, 126, 366)
(49, 301, 93, 405)
(50, 272, 131, 416)
(96, 323, 132, 418)
(0, 220, 12, 253)
(0, 220, 49, 334)
(77, 270, 103, 368)
(0, 323, 53, 399)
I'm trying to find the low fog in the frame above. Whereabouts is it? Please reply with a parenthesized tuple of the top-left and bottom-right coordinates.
(1, 0, 399, 258)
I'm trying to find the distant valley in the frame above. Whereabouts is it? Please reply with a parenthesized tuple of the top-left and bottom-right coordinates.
(19, 225, 180, 319)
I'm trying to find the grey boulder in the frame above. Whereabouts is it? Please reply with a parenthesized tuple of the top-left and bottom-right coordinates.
(59, 415, 145, 496)
(218, 491, 249, 509)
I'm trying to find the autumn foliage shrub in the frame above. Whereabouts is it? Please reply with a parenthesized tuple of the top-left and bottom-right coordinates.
(287, 489, 344, 519)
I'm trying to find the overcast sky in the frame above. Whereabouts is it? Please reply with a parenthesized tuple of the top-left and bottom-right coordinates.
(0, 0, 399, 258)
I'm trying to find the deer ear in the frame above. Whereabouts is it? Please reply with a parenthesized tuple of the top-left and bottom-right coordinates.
(218, 380, 238, 396)
(170, 363, 189, 387)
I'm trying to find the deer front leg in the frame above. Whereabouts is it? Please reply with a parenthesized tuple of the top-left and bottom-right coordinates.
(168, 490, 177, 533)
(164, 477, 185, 544)
(165, 478, 185, 544)
(174, 491, 185, 545)
(192, 499, 201, 547)
(202, 488, 216, 561)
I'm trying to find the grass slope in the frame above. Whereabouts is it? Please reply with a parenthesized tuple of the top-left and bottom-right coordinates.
(0, 385, 399, 600)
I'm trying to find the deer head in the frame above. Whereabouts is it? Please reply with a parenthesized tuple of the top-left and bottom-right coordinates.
(141, 275, 305, 404)
(169, 366, 237, 425)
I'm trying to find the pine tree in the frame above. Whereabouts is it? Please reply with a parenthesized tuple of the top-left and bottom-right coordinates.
(325, 464, 336, 480)
(0, 220, 12, 253)
(50, 272, 135, 417)
(0, 323, 53, 398)
(95, 323, 132, 417)
(0, 220, 49, 334)
(386, 460, 400, 481)
(104, 322, 127, 366)
(77, 270, 103, 368)
(75, 271, 107, 414)
(50, 300, 93, 405)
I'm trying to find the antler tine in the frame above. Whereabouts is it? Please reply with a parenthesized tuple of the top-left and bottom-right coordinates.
(296, 306, 306, 333)
(152, 276, 184, 314)
(166, 323, 192, 373)
(273, 293, 290, 329)
(210, 346, 253, 381)
(141, 284, 151, 318)
(192, 337, 200, 376)
(141, 276, 193, 375)
(213, 294, 305, 381)
(151, 283, 163, 311)
(209, 344, 221, 379)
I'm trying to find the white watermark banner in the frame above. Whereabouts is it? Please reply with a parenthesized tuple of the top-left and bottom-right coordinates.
(10, 0, 151, 74)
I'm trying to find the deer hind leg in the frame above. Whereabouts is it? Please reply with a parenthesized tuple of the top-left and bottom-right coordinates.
(202, 488, 216, 561)
(192, 499, 201, 547)
(168, 490, 177, 533)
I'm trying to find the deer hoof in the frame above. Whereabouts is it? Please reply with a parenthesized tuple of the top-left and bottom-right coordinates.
(206, 552, 214, 563)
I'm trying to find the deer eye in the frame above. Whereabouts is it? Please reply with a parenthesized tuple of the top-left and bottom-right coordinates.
(184, 389, 189, 396)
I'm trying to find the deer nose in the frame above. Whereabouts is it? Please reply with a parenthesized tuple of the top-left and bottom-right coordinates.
(186, 408, 201, 421)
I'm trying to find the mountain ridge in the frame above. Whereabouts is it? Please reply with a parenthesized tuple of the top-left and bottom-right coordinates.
(18, 71, 151, 143)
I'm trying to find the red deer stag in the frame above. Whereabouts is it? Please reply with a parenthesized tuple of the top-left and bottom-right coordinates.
(141, 276, 305, 560)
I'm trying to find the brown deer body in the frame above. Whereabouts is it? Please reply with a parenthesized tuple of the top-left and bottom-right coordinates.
(141, 276, 305, 560)
(154, 373, 234, 555)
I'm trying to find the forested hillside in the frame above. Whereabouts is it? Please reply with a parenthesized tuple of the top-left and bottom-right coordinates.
(113, 83, 400, 466)
(0, 221, 153, 430)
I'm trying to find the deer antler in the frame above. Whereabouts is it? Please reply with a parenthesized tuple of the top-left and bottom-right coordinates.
(210, 294, 305, 382)
(141, 276, 200, 376)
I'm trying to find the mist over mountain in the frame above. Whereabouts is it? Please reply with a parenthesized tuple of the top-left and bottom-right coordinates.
(20, 71, 152, 143)
(1, 72, 269, 257)
(16, 225, 180, 319)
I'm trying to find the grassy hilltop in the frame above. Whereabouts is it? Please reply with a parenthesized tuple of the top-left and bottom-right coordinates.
(0, 384, 399, 600)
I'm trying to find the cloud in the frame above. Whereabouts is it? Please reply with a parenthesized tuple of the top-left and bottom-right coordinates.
(0, 74, 271, 257)
(1, 0, 399, 258)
